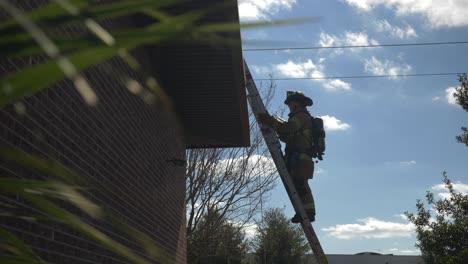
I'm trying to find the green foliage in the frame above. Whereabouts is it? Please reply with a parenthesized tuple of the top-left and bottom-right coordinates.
(405, 172, 468, 264)
(188, 210, 248, 264)
(455, 127, 468, 147)
(0, 146, 174, 264)
(454, 74, 468, 111)
(0, 0, 303, 108)
(0, 228, 45, 264)
(453, 74, 468, 146)
(252, 208, 308, 264)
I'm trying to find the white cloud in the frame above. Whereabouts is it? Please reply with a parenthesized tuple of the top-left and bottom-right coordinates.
(227, 221, 258, 239)
(375, 20, 417, 39)
(345, 31, 379, 46)
(221, 154, 277, 177)
(319, 31, 379, 52)
(384, 160, 417, 168)
(395, 214, 409, 221)
(445, 87, 458, 105)
(319, 115, 351, 131)
(243, 223, 258, 238)
(432, 96, 441, 101)
(432, 181, 468, 199)
(273, 59, 352, 91)
(275, 59, 318, 78)
(400, 160, 416, 166)
(238, 0, 296, 21)
(364, 56, 412, 79)
(345, 0, 468, 28)
(344, 0, 376, 11)
(315, 167, 326, 174)
(274, 49, 292, 54)
(323, 79, 352, 91)
(388, 248, 421, 255)
(250, 65, 271, 75)
(319, 32, 336, 47)
(322, 217, 414, 239)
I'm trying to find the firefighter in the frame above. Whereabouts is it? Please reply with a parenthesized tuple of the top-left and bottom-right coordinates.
(258, 91, 316, 223)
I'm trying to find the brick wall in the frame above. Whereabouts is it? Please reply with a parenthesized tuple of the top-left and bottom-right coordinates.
(1, 53, 187, 263)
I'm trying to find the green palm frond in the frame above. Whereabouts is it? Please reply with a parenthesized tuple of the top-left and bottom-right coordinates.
(0, 228, 45, 264)
(1, 0, 308, 108)
(0, 1, 310, 263)
(0, 146, 174, 264)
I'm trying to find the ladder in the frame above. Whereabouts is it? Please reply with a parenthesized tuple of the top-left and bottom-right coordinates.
(244, 61, 328, 264)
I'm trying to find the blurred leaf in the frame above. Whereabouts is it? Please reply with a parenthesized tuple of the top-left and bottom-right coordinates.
(0, 147, 173, 262)
(0, 0, 186, 57)
(50, 0, 81, 16)
(0, 1, 62, 59)
(0, 200, 16, 208)
(21, 192, 151, 264)
(0, 11, 253, 58)
(0, 256, 40, 264)
(0, 212, 41, 222)
(0, 45, 114, 106)
(0, 178, 100, 219)
(197, 18, 316, 33)
(84, 18, 115, 46)
(0, 0, 310, 106)
(0, 0, 87, 31)
(192, 31, 241, 49)
(0, 146, 86, 184)
(87, 0, 182, 21)
(0, 171, 151, 263)
(107, 214, 175, 263)
(141, 8, 171, 22)
(144, 8, 206, 34)
(0, 26, 165, 58)
(0, 0, 99, 106)
(0, 227, 45, 263)
(0, 0, 181, 33)
(52, 181, 102, 219)
(0, 18, 191, 106)
(0, 178, 59, 193)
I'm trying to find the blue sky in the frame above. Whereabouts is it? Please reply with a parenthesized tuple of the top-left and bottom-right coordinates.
(238, 0, 468, 255)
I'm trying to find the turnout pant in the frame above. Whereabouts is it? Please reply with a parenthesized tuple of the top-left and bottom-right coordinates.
(286, 153, 315, 217)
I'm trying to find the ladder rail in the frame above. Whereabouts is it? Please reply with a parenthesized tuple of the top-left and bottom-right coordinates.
(244, 61, 328, 264)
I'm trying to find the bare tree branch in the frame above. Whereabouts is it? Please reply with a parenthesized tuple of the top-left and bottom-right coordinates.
(186, 79, 279, 240)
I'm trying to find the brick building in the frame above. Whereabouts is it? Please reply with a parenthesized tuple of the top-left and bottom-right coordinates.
(1, 0, 247, 263)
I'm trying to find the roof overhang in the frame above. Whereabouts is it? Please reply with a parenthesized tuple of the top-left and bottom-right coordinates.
(136, 0, 249, 148)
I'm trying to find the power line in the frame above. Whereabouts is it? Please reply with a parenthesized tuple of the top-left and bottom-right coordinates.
(243, 41, 468, 52)
(253, 72, 466, 81)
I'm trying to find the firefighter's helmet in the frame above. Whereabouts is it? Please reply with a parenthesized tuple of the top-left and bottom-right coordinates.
(284, 91, 313, 106)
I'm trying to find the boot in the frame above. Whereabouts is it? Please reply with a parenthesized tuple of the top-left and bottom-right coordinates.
(291, 213, 315, 223)
(308, 213, 315, 222)
(291, 214, 302, 223)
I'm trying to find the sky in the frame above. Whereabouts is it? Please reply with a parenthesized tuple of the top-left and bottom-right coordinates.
(237, 0, 468, 256)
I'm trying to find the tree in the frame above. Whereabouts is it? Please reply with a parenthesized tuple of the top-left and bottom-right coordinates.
(186, 80, 279, 240)
(405, 172, 468, 264)
(453, 73, 468, 146)
(251, 208, 308, 264)
(187, 210, 248, 264)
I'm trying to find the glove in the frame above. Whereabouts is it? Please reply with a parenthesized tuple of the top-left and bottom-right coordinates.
(257, 113, 274, 126)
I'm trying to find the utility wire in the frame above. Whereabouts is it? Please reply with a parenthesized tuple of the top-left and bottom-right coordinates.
(253, 72, 466, 81)
(243, 41, 468, 51)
